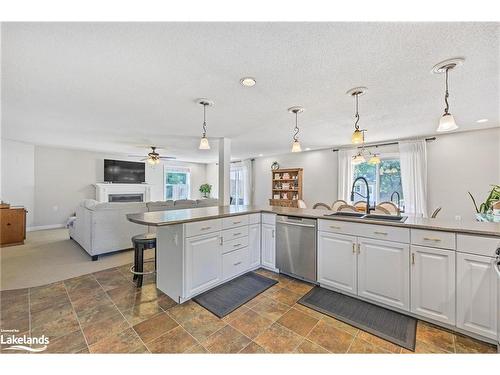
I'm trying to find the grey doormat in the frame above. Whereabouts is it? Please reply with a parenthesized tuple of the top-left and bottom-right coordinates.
(193, 271, 278, 318)
(298, 287, 417, 351)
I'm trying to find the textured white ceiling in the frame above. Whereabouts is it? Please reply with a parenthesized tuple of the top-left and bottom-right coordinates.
(2, 22, 499, 162)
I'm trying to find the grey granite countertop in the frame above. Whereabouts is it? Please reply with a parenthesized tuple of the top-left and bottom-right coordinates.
(127, 205, 500, 238)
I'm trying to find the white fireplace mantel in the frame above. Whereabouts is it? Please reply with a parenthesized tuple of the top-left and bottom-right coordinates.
(94, 183, 152, 203)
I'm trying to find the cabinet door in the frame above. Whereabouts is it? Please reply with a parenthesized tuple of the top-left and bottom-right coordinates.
(456, 252, 498, 340)
(317, 231, 357, 294)
(261, 224, 276, 270)
(185, 232, 222, 296)
(357, 238, 410, 311)
(410, 246, 456, 325)
(248, 223, 261, 269)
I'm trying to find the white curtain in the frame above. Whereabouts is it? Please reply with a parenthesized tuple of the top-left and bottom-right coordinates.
(399, 140, 428, 217)
(338, 149, 357, 202)
(241, 159, 253, 205)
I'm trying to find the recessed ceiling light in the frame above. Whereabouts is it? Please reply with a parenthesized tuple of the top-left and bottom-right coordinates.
(476, 119, 489, 123)
(240, 77, 256, 87)
(305, 148, 311, 151)
(258, 153, 263, 157)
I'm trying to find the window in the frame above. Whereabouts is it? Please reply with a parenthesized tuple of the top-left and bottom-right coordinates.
(230, 167, 244, 206)
(352, 157, 403, 209)
(165, 167, 190, 200)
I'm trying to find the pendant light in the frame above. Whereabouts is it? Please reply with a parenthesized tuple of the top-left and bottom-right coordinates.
(352, 151, 366, 165)
(368, 153, 381, 165)
(196, 98, 214, 150)
(432, 58, 464, 132)
(288, 106, 304, 153)
(346, 87, 368, 144)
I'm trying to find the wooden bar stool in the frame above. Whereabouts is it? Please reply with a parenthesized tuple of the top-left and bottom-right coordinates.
(130, 233, 156, 288)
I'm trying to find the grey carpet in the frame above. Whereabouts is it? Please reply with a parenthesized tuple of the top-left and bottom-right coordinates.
(298, 287, 417, 351)
(193, 271, 278, 318)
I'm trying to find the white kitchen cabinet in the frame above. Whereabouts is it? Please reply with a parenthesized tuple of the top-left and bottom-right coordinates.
(248, 223, 261, 269)
(318, 231, 357, 294)
(261, 223, 276, 270)
(357, 238, 410, 311)
(410, 245, 456, 325)
(456, 252, 498, 340)
(185, 232, 222, 297)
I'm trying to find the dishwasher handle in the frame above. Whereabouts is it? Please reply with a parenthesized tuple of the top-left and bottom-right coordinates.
(277, 221, 316, 228)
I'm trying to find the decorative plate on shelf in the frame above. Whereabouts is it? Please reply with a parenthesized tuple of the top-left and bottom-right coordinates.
(271, 161, 279, 170)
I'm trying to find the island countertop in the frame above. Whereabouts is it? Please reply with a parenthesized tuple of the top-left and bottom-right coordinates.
(127, 205, 500, 238)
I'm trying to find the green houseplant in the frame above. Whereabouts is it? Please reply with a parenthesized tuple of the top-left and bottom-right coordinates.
(199, 183, 212, 198)
(468, 184, 500, 213)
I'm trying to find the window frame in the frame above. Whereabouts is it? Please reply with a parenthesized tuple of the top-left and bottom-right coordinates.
(164, 166, 191, 201)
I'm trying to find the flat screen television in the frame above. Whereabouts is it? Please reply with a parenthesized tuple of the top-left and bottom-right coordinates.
(104, 159, 145, 183)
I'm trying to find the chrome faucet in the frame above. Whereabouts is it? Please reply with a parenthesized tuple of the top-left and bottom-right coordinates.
(350, 177, 370, 214)
(390, 191, 400, 208)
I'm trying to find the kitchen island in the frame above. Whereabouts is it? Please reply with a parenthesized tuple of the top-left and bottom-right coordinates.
(127, 205, 499, 343)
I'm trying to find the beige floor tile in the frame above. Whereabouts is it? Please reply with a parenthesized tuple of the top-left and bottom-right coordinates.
(222, 305, 250, 323)
(203, 325, 251, 353)
(81, 312, 130, 345)
(133, 312, 178, 343)
(147, 326, 198, 353)
(354, 330, 401, 353)
(347, 337, 391, 353)
(229, 309, 273, 339)
(306, 320, 354, 353)
(267, 288, 302, 306)
(416, 321, 455, 353)
(44, 329, 88, 354)
(240, 341, 268, 353)
(277, 308, 319, 337)
(122, 300, 164, 326)
(294, 339, 329, 353)
(251, 299, 290, 322)
(89, 328, 148, 353)
(454, 334, 497, 354)
(254, 323, 304, 353)
(167, 300, 212, 324)
(181, 313, 227, 341)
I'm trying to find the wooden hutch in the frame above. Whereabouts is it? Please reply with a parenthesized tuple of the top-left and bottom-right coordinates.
(269, 168, 303, 208)
(0, 203, 27, 247)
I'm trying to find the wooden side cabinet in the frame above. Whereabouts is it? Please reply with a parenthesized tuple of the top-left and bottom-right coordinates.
(0, 207, 27, 247)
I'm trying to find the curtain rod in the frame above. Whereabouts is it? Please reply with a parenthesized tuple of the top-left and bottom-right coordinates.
(331, 137, 436, 152)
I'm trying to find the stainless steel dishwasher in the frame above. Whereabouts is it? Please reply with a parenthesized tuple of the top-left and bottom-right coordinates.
(276, 215, 317, 283)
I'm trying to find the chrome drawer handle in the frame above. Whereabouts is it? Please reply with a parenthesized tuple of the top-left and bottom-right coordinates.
(423, 237, 441, 242)
(233, 243, 242, 247)
(233, 221, 242, 224)
(233, 233, 242, 236)
(330, 225, 341, 229)
(374, 231, 388, 235)
(201, 226, 211, 231)
(233, 261, 242, 266)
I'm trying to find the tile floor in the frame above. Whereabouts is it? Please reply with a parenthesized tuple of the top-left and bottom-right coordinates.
(0, 266, 497, 354)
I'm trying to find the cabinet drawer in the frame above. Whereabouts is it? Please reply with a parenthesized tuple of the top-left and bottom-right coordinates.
(222, 226, 249, 242)
(318, 219, 360, 236)
(457, 234, 500, 257)
(262, 213, 276, 225)
(249, 213, 261, 225)
(356, 223, 409, 243)
(411, 229, 456, 250)
(223, 236, 249, 254)
(223, 247, 249, 280)
(222, 215, 249, 229)
(185, 219, 222, 237)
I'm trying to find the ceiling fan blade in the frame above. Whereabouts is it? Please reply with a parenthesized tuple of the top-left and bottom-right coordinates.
(127, 155, 146, 158)
(159, 156, 176, 160)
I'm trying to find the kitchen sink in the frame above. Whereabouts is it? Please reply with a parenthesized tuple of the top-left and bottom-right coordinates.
(362, 214, 407, 222)
(324, 211, 365, 218)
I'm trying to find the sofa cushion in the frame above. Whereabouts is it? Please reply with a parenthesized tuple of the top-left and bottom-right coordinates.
(174, 199, 197, 207)
(147, 200, 174, 211)
(91, 202, 147, 211)
(196, 198, 219, 207)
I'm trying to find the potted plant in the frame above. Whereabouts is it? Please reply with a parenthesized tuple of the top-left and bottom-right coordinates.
(468, 184, 500, 214)
(199, 183, 212, 199)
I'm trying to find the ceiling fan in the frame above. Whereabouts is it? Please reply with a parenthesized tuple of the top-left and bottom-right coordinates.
(128, 146, 176, 165)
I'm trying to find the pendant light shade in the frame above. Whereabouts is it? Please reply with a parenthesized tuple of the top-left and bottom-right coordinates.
(351, 129, 364, 144)
(368, 154, 381, 165)
(352, 152, 366, 165)
(199, 136, 210, 150)
(437, 113, 458, 132)
(196, 98, 214, 150)
(432, 58, 464, 133)
(288, 106, 304, 153)
(346, 87, 368, 145)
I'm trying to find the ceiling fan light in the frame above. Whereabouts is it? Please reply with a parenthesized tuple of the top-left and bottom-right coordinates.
(437, 114, 458, 132)
(351, 129, 364, 144)
(291, 140, 302, 153)
(199, 136, 210, 150)
(369, 155, 381, 165)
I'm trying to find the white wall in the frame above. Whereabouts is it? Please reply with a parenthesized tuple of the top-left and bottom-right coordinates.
(1, 140, 35, 227)
(254, 149, 338, 208)
(1, 142, 210, 228)
(427, 127, 500, 220)
(205, 162, 219, 199)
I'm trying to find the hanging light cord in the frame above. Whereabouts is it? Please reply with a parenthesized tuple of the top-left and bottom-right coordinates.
(444, 67, 450, 115)
(293, 111, 300, 142)
(202, 103, 207, 137)
(354, 93, 360, 130)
